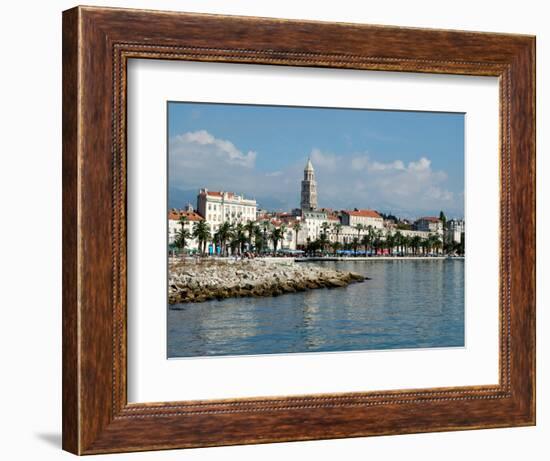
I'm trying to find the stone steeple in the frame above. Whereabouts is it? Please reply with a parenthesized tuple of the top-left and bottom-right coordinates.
(300, 157, 318, 210)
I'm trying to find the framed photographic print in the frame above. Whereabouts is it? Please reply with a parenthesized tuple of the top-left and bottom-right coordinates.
(62, 6, 535, 455)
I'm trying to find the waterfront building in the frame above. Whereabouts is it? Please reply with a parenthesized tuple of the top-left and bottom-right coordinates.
(415, 216, 444, 235)
(341, 209, 384, 229)
(301, 209, 328, 243)
(197, 188, 257, 233)
(446, 218, 465, 243)
(397, 228, 432, 240)
(300, 158, 318, 211)
(168, 209, 204, 250)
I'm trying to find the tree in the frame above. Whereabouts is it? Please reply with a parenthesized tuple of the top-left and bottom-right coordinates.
(385, 232, 395, 255)
(270, 226, 285, 253)
(261, 220, 272, 252)
(431, 234, 443, 254)
(361, 233, 370, 255)
(411, 235, 421, 255)
(425, 233, 442, 254)
(439, 211, 448, 248)
(292, 222, 302, 249)
(439, 210, 447, 228)
(175, 215, 190, 254)
(352, 237, 360, 256)
(319, 230, 329, 254)
(333, 223, 343, 248)
(320, 222, 331, 253)
(216, 221, 233, 256)
(233, 222, 247, 255)
(192, 220, 211, 255)
(306, 238, 322, 255)
(420, 237, 430, 255)
(244, 220, 257, 252)
(393, 231, 403, 255)
(366, 225, 375, 254)
(254, 226, 265, 254)
(354, 223, 364, 241)
(372, 230, 383, 255)
(178, 215, 188, 230)
(174, 227, 191, 254)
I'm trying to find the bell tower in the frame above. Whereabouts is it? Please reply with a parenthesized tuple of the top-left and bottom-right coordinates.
(300, 158, 318, 210)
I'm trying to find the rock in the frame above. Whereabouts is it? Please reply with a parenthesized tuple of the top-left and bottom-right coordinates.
(168, 258, 366, 305)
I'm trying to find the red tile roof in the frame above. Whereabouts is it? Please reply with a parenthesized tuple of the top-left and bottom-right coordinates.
(344, 209, 382, 219)
(168, 210, 204, 222)
(419, 216, 441, 223)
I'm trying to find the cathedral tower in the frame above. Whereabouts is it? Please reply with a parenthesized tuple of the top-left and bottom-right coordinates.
(300, 158, 318, 210)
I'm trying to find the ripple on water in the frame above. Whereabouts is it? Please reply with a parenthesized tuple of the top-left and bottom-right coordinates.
(168, 259, 465, 358)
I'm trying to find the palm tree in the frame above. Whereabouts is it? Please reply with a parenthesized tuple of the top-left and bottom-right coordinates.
(320, 222, 330, 253)
(319, 230, 329, 254)
(333, 223, 342, 247)
(402, 235, 411, 256)
(216, 221, 233, 256)
(233, 222, 247, 255)
(411, 235, 421, 255)
(174, 227, 191, 254)
(178, 215, 188, 230)
(270, 226, 285, 253)
(175, 214, 190, 255)
(373, 229, 383, 255)
(352, 237, 360, 256)
(385, 232, 395, 255)
(361, 233, 370, 255)
(394, 231, 403, 255)
(366, 225, 375, 254)
(355, 223, 364, 240)
(192, 220, 211, 256)
(430, 234, 442, 254)
(261, 220, 272, 252)
(254, 226, 265, 254)
(352, 224, 364, 256)
(292, 222, 302, 250)
(244, 220, 257, 252)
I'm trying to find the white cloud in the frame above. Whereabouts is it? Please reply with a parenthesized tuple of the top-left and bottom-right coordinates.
(408, 157, 431, 172)
(369, 159, 406, 171)
(170, 130, 256, 169)
(169, 135, 462, 218)
(310, 148, 340, 170)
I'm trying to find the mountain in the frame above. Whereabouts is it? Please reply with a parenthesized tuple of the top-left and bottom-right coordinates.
(168, 187, 199, 210)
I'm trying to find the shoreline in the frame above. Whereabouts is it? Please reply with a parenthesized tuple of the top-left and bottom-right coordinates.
(296, 256, 464, 262)
(169, 258, 365, 306)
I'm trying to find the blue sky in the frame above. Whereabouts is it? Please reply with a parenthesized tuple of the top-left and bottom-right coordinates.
(168, 102, 464, 218)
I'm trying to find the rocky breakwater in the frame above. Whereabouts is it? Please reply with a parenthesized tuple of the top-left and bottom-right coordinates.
(169, 258, 365, 306)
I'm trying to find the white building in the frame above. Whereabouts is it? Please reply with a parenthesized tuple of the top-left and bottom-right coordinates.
(396, 228, 432, 240)
(446, 219, 465, 243)
(168, 208, 204, 250)
(197, 189, 257, 233)
(415, 216, 444, 235)
(341, 209, 384, 229)
(300, 209, 328, 243)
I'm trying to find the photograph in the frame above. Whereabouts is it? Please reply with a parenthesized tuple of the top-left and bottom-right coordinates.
(167, 102, 466, 358)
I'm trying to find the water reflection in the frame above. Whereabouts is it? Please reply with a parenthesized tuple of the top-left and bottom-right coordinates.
(168, 260, 465, 358)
